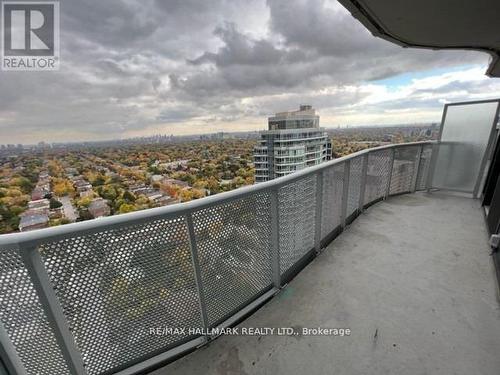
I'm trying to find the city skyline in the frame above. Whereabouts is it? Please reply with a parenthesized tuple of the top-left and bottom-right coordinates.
(0, 121, 436, 148)
(1, 0, 500, 144)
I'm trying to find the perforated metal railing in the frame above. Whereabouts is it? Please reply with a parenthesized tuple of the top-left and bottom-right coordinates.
(0, 142, 434, 375)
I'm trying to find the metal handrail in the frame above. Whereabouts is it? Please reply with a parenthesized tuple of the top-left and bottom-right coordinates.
(0, 141, 434, 247)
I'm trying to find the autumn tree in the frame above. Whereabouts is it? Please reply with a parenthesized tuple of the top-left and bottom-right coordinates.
(52, 178, 75, 197)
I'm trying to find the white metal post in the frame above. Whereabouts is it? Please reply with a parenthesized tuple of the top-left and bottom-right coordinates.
(358, 153, 369, 211)
(0, 323, 27, 375)
(341, 160, 350, 228)
(19, 245, 86, 375)
(425, 103, 448, 192)
(185, 213, 210, 335)
(385, 148, 395, 198)
(412, 145, 424, 193)
(426, 143, 440, 191)
(314, 171, 324, 253)
(473, 102, 500, 198)
(270, 188, 281, 288)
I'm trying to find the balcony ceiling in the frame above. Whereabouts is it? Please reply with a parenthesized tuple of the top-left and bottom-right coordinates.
(338, 0, 500, 77)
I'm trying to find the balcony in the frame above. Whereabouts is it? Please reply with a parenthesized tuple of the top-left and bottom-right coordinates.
(1, 99, 500, 375)
(0, 142, 431, 375)
(153, 192, 500, 375)
(274, 136, 327, 144)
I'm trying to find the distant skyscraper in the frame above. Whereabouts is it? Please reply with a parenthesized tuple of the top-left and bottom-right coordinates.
(254, 105, 331, 183)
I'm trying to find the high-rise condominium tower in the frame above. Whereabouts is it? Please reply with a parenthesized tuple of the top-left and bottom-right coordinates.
(254, 105, 331, 183)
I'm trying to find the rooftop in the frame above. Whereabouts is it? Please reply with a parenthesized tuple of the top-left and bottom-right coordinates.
(18, 213, 49, 230)
(273, 105, 317, 118)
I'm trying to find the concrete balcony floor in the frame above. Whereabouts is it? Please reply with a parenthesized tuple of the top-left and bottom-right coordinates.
(153, 192, 500, 375)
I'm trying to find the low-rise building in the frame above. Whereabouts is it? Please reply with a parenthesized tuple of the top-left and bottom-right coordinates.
(79, 190, 94, 198)
(19, 213, 49, 232)
(162, 178, 190, 189)
(88, 198, 110, 218)
(161, 160, 189, 171)
(28, 199, 50, 212)
(160, 196, 180, 206)
(146, 192, 179, 206)
(49, 207, 64, 219)
(145, 191, 164, 202)
(38, 172, 50, 181)
(65, 167, 78, 176)
(74, 179, 92, 192)
(106, 171, 119, 179)
(150, 175, 164, 184)
(31, 187, 47, 201)
(129, 185, 150, 195)
(31, 176, 51, 200)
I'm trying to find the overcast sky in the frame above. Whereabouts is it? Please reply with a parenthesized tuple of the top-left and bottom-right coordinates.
(1, 0, 500, 144)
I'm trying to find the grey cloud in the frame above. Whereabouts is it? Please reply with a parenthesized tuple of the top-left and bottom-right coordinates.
(61, 0, 159, 48)
(0, 0, 496, 144)
(170, 0, 489, 103)
(156, 105, 206, 123)
(189, 22, 308, 66)
(268, 0, 380, 56)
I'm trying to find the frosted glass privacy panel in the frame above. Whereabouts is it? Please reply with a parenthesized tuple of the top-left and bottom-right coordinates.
(432, 101, 499, 193)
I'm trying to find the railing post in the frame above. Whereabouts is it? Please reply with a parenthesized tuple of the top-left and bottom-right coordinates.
(412, 145, 424, 193)
(314, 171, 324, 254)
(19, 244, 86, 375)
(185, 213, 210, 337)
(426, 143, 440, 191)
(270, 188, 281, 288)
(0, 323, 27, 375)
(341, 160, 350, 228)
(358, 153, 369, 211)
(385, 148, 395, 199)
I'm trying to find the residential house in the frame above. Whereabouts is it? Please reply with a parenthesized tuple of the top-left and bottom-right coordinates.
(19, 213, 49, 232)
(88, 198, 110, 218)
(27, 199, 50, 213)
(162, 178, 190, 189)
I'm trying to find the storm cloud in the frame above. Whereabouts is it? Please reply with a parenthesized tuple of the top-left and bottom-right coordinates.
(0, 0, 498, 143)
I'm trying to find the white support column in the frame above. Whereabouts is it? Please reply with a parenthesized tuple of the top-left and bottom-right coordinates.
(358, 153, 369, 211)
(341, 160, 350, 228)
(20, 245, 86, 375)
(270, 188, 281, 288)
(0, 323, 27, 375)
(412, 145, 424, 193)
(186, 213, 210, 336)
(426, 143, 440, 191)
(385, 148, 395, 199)
(314, 171, 324, 253)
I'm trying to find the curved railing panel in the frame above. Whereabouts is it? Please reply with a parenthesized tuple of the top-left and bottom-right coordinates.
(389, 145, 421, 195)
(347, 156, 363, 219)
(38, 216, 202, 375)
(364, 149, 393, 205)
(191, 191, 273, 327)
(0, 141, 434, 375)
(0, 246, 71, 375)
(416, 144, 434, 191)
(278, 174, 317, 275)
(321, 163, 345, 239)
